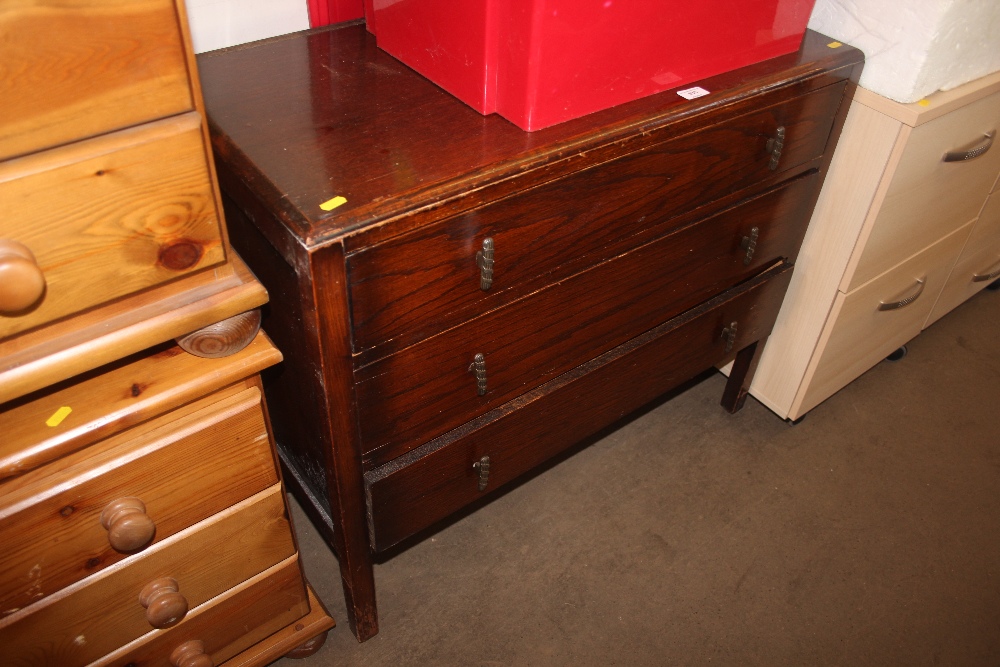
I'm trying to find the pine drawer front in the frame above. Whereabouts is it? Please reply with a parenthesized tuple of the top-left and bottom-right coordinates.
(0, 0, 194, 161)
(0, 485, 295, 667)
(846, 91, 1000, 291)
(347, 82, 846, 356)
(0, 113, 225, 338)
(927, 192, 1000, 325)
(364, 264, 794, 551)
(94, 556, 309, 667)
(355, 174, 820, 465)
(796, 223, 973, 417)
(0, 387, 278, 618)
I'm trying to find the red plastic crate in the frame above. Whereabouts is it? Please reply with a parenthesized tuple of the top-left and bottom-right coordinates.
(364, 0, 817, 131)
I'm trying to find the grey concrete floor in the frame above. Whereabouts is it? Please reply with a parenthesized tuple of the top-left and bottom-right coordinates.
(276, 286, 1000, 666)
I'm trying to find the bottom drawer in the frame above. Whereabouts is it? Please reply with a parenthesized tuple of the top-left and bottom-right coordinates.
(365, 263, 794, 551)
(95, 556, 309, 667)
(794, 223, 972, 418)
(926, 192, 1000, 326)
(0, 485, 296, 667)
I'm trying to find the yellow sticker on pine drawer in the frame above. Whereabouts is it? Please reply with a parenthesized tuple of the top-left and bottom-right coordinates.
(46, 406, 72, 427)
(320, 196, 347, 211)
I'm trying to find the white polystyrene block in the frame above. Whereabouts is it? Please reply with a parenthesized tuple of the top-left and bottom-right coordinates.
(183, 0, 310, 54)
(808, 0, 1000, 103)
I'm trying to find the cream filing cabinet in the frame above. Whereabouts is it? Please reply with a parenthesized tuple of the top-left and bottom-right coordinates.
(746, 71, 1000, 421)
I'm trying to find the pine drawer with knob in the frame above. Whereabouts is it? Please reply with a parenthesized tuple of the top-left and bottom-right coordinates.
(199, 23, 863, 638)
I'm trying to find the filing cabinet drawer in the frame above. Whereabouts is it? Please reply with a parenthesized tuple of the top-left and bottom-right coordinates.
(355, 173, 819, 464)
(926, 191, 1000, 325)
(0, 386, 278, 617)
(348, 82, 846, 357)
(365, 264, 794, 551)
(0, 113, 225, 338)
(798, 223, 973, 416)
(0, 485, 296, 667)
(846, 90, 1000, 290)
(0, 0, 194, 161)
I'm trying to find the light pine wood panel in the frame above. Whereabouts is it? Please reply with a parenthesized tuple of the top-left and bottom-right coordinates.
(0, 485, 295, 667)
(0, 253, 266, 405)
(93, 557, 317, 667)
(0, 113, 225, 339)
(843, 91, 1000, 291)
(0, 0, 193, 161)
(853, 70, 1000, 128)
(926, 192, 1000, 326)
(0, 331, 281, 482)
(0, 388, 279, 618)
(748, 101, 903, 418)
(792, 223, 973, 419)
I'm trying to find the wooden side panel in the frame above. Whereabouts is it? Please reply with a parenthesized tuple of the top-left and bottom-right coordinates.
(366, 265, 794, 551)
(0, 0, 194, 161)
(0, 114, 225, 339)
(0, 486, 295, 667)
(748, 100, 902, 418)
(356, 174, 820, 465)
(0, 389, 279, 616)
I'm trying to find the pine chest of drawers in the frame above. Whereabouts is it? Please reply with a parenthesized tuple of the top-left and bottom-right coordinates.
(198, 23, 863, 640)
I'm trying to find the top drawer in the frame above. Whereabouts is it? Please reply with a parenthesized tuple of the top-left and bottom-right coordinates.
(846, 90, 1000, 290)
(347, 81, 847, 357)
(0, 0, 195, 161)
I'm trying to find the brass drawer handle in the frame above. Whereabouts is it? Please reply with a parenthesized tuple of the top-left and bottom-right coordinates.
(469, 353, 487, 395)
(101, 497, 156, 553)
(140, 577, 189, 629)
(476, 237, 495, 290)
(877, 278, 925, 311)
(766, 126, 786, 170)
(972, 259, 1000, 283)
(721, 321, 738, 353)
(943, 130, 995, 162)
(740, 227, 759, 265)
(473, 455, 491, 492)
(0, 239, 46, 313)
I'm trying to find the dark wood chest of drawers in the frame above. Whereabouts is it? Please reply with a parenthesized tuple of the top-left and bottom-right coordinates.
(197, 23, 863, 641)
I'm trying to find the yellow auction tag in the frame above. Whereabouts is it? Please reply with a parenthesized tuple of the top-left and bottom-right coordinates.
(320, 196, 348, 211)
(46, 406, 73, 427)
(827, 41, 843, 48)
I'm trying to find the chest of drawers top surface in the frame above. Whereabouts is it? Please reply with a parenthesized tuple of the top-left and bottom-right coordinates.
(199, 24, 862, 250)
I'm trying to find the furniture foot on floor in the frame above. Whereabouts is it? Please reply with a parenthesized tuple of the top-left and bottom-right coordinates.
(284, 631, 329, 659)
(885, 345, 908, 361)
(721, 338, 766, 413)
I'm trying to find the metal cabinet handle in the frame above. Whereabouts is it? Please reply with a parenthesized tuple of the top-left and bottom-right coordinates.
(943, 130, 995, 162)
(877, 278, 925, 311)
(721, 321, 738, 353)
(740, 227, 759, 266)
(469, 353, 487, 395)
(766, 126, 786, 170)
(476, 237, 495, 290)
(473, 455, 490, 492)
(972, 259, 1000, 283)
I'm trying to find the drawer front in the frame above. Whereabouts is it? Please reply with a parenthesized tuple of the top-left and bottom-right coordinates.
(0, 486, 296, 667)
(365, 264, 794, 551)
(348, 82, 846, 356)
(0, 0, 194, 161)
(926, 191, 1000, 326)
(95, 556, 309, 667)
(0, 113, 225, 338)
(847, 90, 1000, 290)
(0, 387, 278, 618)
(355, 173, 819, 465)
(797, 223, 973, 417)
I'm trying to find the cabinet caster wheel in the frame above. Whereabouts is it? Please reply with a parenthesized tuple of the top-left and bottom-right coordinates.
(987, 278, 1000, 291)
(284, 631, 329, 659)
(885, 345, 907, 362)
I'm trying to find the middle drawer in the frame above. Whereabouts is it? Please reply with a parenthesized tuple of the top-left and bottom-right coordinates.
(0, 386, 278, 618)
(356, 172, 819, 465)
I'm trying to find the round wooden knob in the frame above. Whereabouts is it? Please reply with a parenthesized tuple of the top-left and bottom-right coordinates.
(170, 640, 214, 667)
(0, 240, 45, 312)
(100, 497, 156, 552)
(140, 577, 189, 628)
(175, 309, 262, 358)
